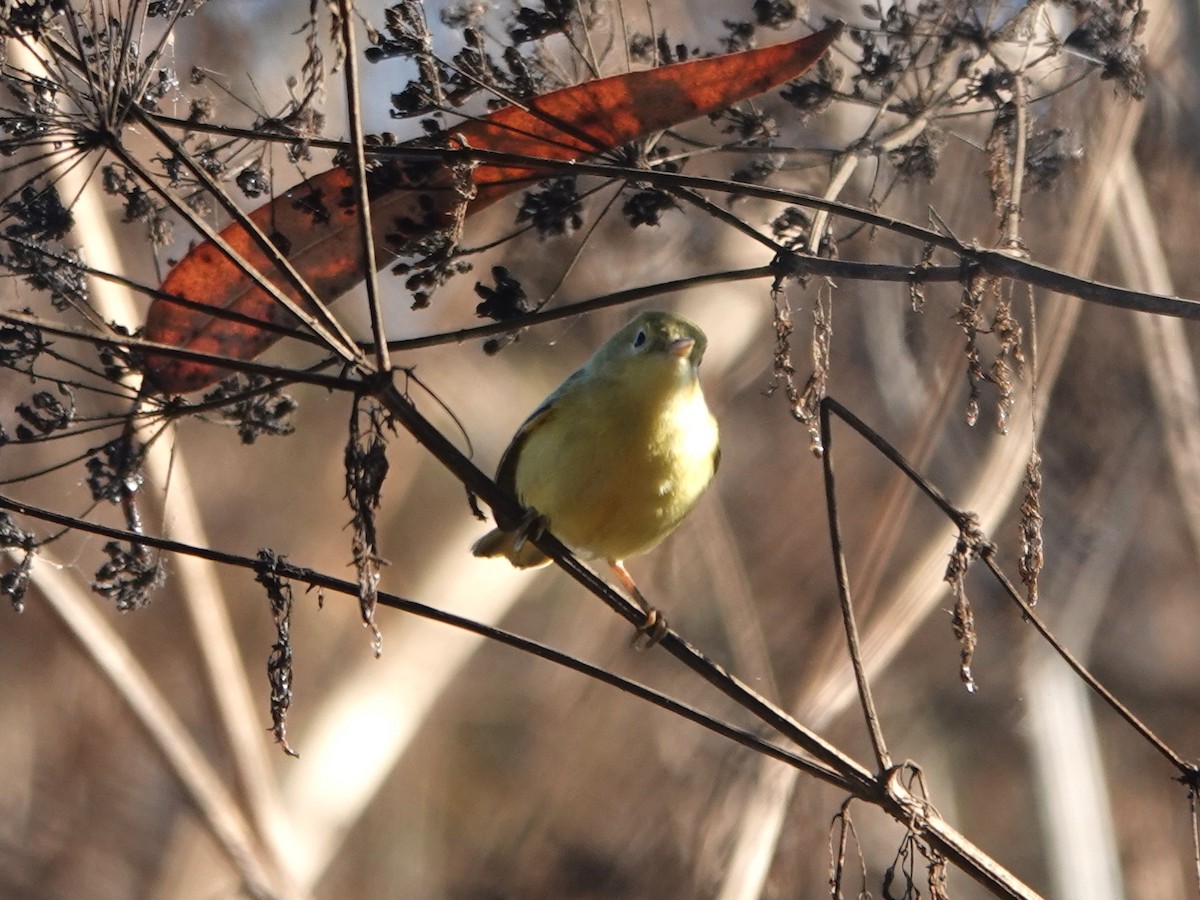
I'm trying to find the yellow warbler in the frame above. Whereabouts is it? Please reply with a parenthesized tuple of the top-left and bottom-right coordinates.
(472, 310, 720, 634)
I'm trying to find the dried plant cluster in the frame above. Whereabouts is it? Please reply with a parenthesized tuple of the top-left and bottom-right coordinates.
(1, 1, 1198, 899)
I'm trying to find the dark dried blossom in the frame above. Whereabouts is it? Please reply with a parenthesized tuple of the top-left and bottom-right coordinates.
(93, 541, 164, 611)
(968, 67, 1015, 104)
(390, 80, 442, 118)
(780, 79, 833, 116)
(780, 56, 838, 120)
(139, 67, 178, 112)
(345, 398, 392, 655)
(517, 177, 583, 238)
(445, 27, 505, 105)
(0, 316, 46, 375)
(721, 19, 756, 53)
(155, 152, 187, 187)
(1019, 450, 1044, 607)
(393, 219, 474, 307)
(945, 516, 989, 693)
(14, 388, 73, 440)
(367, 0, 433, 59)
(1064, 4, 1148, 99)
(888, 127, 945, 180)
(730, 154, 783, 189)
(0, 513, 36, 613)
(256, 549, 299, 757)
(848, 26, 907, 93)
(97, 326, 134, 381)
(120, 184, 156, 224)
(943, 17, 991, 53)
(352, 138, 439, 200)
(622, 186, 679, 228)
(753, 0, 798, 28)
(509, 0, 577, 44)
(475, 266, 531, 322)
(85, 437, 144, 504)
(1, 238, 88, 311)
(187, 97, 215, 124)
(4, 184, 73, 242)
(770, 206, 813, 249)
(379, 160, 475, 308)
(236, 162, 270, 198)
(193, 140, 225, 177)
(715, 107, 778, 144)
(1025, 127, 1083, 191)
(2, 72, 59, 142)
(102, 162, 169, 240)
(375, 5, 445, 109)
(201, 375, 298, 444)
(0, 0, 66, 38)
(501, 46, 544, 99)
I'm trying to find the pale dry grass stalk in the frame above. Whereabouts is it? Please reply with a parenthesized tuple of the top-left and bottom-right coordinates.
(274, 514, 542, 889)
(1017, 133, 1200, 900)
(74, 172, 305, 900)
(15, 549, 280, 899)
(1109, 155, 1200, 559)
(1023, 428, 1156, 900)
(715, 7, 1167, 896)
(9, 38, 305, 900)
(268, 295, 771, 891)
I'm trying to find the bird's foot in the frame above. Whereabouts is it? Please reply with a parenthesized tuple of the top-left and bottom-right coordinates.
(631, 607, 669, 649)
(609, 560, 669, 649)
(510, 507, 546, 553)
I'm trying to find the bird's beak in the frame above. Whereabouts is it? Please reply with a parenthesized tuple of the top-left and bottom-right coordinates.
(669, 337, 695, 359)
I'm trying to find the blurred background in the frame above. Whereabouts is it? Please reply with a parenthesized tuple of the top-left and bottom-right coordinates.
(1, 0, 1198, 897)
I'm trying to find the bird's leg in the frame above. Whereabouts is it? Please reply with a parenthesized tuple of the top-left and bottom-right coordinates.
(510, 507, 546, 553)
(608, 560, 668, 648)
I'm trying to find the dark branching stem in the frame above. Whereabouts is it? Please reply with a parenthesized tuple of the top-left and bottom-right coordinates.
(0, 491, 846, 787)
(0, 435, 1038, 898)
(6, 13, 1172, 899)
(336, 0, 391, 375)
(821, 396, 1200, 786)
(128, 116, 362, 364)
(365, 382, 1041, 899)
(144, 112, 1200, 323)
(819, 400, 892, 774)
(0, 309, 356, 393)
(0, 361, 1044, 892)
(369, 379, 873, 774)
(0, 249, 968, 380)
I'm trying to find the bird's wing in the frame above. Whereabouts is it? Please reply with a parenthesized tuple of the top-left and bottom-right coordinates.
(492, 366, 592, 529)
(492, 401, 558, 530)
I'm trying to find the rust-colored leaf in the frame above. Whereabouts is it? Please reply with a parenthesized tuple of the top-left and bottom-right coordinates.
(143, 24, 841, 393)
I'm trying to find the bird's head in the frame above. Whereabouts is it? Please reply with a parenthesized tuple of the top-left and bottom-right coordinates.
(593, 310, 709, 372)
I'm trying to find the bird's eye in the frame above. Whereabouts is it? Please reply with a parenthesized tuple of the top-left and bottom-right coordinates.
(632, 329, 647, 348)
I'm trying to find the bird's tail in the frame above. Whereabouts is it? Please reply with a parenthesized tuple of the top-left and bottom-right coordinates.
(471, 528, 552, 568)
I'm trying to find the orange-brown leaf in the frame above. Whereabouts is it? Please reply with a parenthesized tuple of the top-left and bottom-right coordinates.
(143, 24, 841, 393)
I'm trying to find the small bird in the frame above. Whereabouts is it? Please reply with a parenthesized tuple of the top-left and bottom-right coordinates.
(472, 310, 720, 638)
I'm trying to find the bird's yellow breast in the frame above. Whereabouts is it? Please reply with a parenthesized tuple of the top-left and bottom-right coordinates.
(513, 354, 718, 562)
